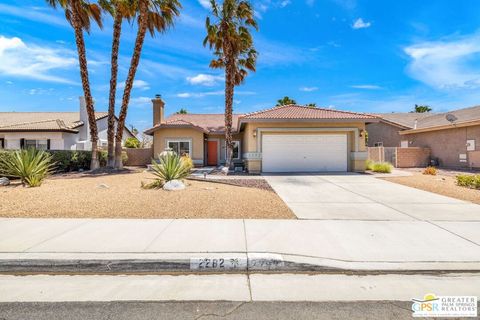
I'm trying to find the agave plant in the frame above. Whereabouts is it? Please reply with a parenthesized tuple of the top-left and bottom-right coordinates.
(143, 152, 191, 189)
(0, 149, 55, 187)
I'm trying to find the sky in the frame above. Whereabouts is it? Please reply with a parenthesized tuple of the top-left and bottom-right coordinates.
(2, 0, 480, 131)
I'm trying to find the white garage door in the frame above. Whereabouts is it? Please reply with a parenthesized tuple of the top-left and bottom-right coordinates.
(262, 134, 348, 172)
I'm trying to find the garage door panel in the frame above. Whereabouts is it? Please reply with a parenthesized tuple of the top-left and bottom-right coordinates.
(262, 134, 348, 172)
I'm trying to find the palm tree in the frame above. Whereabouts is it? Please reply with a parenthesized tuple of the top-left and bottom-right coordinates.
(276, 96, 296, 106)
(176, 108, 188, 114)
(99, 0, 135, 167)
(204, 0, 258, 169)
(46, 0, 103, 169)
(413, 104, 432, 113)
(114, 0, 181, 168)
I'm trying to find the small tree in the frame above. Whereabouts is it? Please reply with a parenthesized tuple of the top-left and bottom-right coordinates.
(276, 96, 296, 106)
(124, 137, 140, 148)
(413, 104, 432, 113)
(176, 108, 188, 114)
(306, 103, 316, 107)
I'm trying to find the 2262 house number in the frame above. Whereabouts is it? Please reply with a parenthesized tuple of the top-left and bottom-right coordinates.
(197, 258, 225, 269)
(190, 258, 244, 270)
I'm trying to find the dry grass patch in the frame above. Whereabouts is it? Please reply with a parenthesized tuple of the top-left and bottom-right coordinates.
(382, 172, 480, 205)
(0, 171, 294, 219)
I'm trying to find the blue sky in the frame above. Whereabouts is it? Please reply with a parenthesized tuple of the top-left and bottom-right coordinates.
(2, 0, 480, 131)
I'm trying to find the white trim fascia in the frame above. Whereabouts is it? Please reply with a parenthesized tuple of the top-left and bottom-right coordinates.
(255, 127, 360, 152)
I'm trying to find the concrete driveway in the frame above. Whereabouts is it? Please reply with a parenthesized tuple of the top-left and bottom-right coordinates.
(264, 174, 480, 221)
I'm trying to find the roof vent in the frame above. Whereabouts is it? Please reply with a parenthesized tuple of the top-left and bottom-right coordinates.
(155, 94, 162, 99)
(445, 113, 457, 123)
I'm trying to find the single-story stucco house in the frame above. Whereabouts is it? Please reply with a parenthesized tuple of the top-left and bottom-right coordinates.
(144, 96, 379, 173)
(367, 105, 480, 168)
(0, 97, 134, 151)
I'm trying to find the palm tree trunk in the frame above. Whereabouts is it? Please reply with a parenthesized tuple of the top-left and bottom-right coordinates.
(114, 0, 148, 169)
(71, 0, 99, 170)
(224, 49, 235, 171)
(107, 12, 122, 168)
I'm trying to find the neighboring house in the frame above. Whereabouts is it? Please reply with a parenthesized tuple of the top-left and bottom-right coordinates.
(144, 96, 378, 173)
(367, 105, 480, 168)
(0, 97, 134, 151)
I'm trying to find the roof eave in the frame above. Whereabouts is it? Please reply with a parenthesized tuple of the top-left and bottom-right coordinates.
(0, 128, 79, 133)
(143, 124, 208, 135)
(399, 119, 480, 135)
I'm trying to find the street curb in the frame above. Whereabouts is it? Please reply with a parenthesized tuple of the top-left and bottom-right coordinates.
(2, 252, 480, 274)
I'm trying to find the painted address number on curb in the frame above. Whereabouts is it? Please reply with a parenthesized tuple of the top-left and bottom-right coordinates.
(190, 258, 247, 270)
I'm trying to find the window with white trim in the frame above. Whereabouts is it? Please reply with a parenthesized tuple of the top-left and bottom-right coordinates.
(25, 139, 48, 150)
(167, 140, 191, 157)
(374, 142, 383, 147)
(225, 141, 240, 160)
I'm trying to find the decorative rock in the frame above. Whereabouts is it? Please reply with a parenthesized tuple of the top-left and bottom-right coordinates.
(221, 166, 229, 175)
(163, 179, 185, 191)
(97, 183, 109, 189)
(0, 177, 10, 186)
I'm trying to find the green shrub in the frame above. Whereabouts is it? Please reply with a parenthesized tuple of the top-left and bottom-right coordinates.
(456, 175, 480, 189)
(181, 155, 194, 170)
(143, 152, 191, 189)
(365, 159, 374, 171)
(372, 162, 393, 173)
(98, 150, 128, 167)
(0, 148, 55, 187)
(48, 150, 91, 172)
(124, 137, 140, 148)
(423, 166, 437, 176)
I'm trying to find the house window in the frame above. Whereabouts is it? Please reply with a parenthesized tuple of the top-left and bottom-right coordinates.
(374, 142, 383, 147)
(0, 138, 4, 149)
(25, 139, 48, 150)
(167, 140, 191, 157)
(225, 141, 240, 160)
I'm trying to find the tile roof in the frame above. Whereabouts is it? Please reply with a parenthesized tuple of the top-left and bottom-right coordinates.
(377, 105, 480, 130)
(374, 112, 435, 128)
(144, 105, 377, 135)
(242, 105, 378, 120)
(0, 112, 108, 132)
(145, 113, 244, 135)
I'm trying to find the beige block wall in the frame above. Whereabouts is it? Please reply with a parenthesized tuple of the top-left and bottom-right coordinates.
(242, 121, 367, 172)
(153, 128, 205, 162)
(404, 125, 480, 168)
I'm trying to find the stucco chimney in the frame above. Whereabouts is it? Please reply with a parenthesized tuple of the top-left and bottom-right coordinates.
(79, 96, 89, 140)
(152, 94, 165, 126)
(414, 119, 418, 129)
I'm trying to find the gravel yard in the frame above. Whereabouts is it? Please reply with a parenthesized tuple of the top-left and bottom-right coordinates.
(0, 171, 294, 219)
(382, 172, 480, 205)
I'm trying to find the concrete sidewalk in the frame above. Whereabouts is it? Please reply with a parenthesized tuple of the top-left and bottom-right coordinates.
(1, 218, 480, 273)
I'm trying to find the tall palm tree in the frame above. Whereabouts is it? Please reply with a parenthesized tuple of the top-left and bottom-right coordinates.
(114, 0, 181, 168)
(204, 0, 257, 169)
(99, 0, 135, 167)
(276, 96, 296, 106)
(46, 0, 103, 169)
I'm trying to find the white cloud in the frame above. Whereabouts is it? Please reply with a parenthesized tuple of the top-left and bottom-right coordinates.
(186, 74, 224, 86)
(300, 86, 318, 92)
(0, 36, 76, 84)
(350, 84, 382, 90)
(118, 79, 150, 91)
(0, 4, 68, 28)
(404, 33, 480, 89)
(198, 0, 211, 9)
(280, 0, 291, 7)
(130, 96, 152, 108)
(352, 18, 371, 29)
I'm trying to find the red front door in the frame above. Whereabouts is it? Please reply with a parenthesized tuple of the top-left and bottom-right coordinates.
(207, 141, 218, 166)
